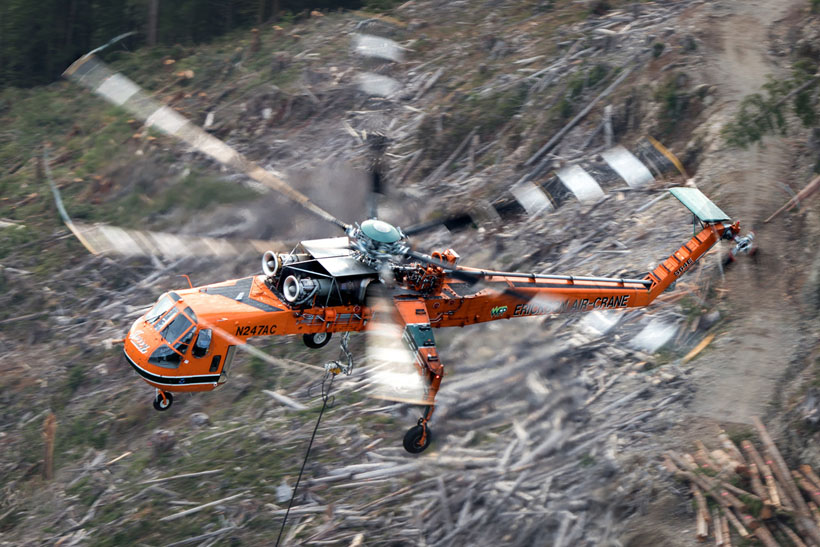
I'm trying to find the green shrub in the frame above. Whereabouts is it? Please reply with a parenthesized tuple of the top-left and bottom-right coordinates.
(722, 77, 794, 147)
(363, 0, 403, 11)
(654, 75, 690, 135)
(653, 42, 665, 58)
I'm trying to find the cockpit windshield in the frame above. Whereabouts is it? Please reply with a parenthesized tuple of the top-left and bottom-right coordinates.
(160, 312, 192, 344)
(145, 294, 174, 324)
(145, 302, 199, 368)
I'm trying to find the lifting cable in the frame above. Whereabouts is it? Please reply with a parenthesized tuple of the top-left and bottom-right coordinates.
(275, 371, 337, 547)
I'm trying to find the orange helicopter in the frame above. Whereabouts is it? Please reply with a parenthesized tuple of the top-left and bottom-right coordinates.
(62, 54, 755, 454)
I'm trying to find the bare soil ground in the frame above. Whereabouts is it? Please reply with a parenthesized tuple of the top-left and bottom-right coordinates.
(627, 0, 820, 543)
(685, 0, 811, 425)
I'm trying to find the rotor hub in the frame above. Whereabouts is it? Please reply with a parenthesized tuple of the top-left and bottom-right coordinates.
(360, 219, 402, 243)
(348, 219, 407, 269)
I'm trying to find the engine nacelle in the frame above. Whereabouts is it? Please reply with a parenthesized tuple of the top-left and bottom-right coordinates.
(282, 275, 374, 305)
(262, 251, 310, 278)
(283, 275, 334, 303)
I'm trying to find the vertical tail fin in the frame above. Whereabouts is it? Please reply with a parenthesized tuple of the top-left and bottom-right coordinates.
(645, 188, 740, 300)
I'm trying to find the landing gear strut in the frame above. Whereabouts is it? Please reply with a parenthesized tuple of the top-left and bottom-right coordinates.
(403, 420, 432, 454)
(153, 390, 173, 411)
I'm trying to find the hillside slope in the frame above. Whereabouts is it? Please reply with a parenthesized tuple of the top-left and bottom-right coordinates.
(2, 1, 820, 545)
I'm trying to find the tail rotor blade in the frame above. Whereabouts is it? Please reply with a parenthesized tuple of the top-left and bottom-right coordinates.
(63, 54, 349, 231)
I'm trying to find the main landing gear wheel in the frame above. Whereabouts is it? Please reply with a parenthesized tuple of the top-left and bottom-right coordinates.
(303, 331, 332, 349)
(403, 423, 432, 454)
(153, 391, 173, 411)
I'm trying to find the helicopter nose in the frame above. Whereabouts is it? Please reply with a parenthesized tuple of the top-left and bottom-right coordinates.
(127, 318, 152, 355)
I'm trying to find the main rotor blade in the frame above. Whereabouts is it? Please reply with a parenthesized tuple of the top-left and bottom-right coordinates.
(364, 286, 430, 406)
(71, 222, 286, 259)
(402, 212, 475, 236)
(45, 147, 288, 259)
(63, 54, 349, 231)
(367, 167, 383, 220)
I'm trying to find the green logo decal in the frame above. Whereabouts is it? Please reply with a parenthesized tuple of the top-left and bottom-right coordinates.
(490, 306, 508, 318)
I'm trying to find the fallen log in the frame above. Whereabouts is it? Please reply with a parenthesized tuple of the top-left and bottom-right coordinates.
(718, 432, 746, 466)
(752, 417, 809, 517)
(667, 451, 747, 513)
(765, 174, 820, 223)
(801, 464, 820, 492)
(720, 514, 732, 547)
(711, 507, 722, 545)
(682, 333, 716, 364)
(752, 522, 779, 547)
(742, 440, 782, 509)
(159, 492, 246, 522)
(793, 470, 820, 507)
(524, 65, 635, 167)
(809, 501, 820, 528)
(746, 463, 774, 519)
(723, 507, 750, 538)
(777, 521, 808, 547)
(140, 469, 223, 485)
(694, 484, 709, 541)
(42, 413, 56, 481)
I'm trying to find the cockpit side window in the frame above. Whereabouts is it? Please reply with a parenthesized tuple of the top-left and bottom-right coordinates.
(175, 328, 195, 355)
(148, 343, 182, 368)
(192, 328, 212, 358)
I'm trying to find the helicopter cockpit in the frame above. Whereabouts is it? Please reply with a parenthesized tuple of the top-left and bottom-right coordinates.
(142, 292, 199, 368)
(125, 291, 234, 408)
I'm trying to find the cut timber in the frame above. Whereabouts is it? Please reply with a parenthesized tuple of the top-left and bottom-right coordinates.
(696, 503, 708, 541)
(810, 501, 820, 528)
(712, 508, 722, 545)
(801, 464, 820, 492)
(694, 441, 718, 472)
(765, 174, 820, 223)
(694, 484, 709, 541)
(667, 451, 747, 513)
(718, 432, 746, 467)
(159, 492, 246, 522)
(263, 390, 309, 410)
(752, 523, 779, 547)
(793, 470, 820, 507)
(747, 464, 774, 519)
(682, 333, 716, 364)
(720, 514, 731, 547)
(42, 413, 56, 481)
(141, 469, 224, 485)
(742, 440, 781, 509)
(723, 508, 749, 538)
(710, 449, 743, 476)
(778, 521, 809, 547)
(752, 417, 809, 517)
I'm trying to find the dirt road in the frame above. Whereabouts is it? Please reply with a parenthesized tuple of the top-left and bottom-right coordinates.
(686, 0, 808, 424)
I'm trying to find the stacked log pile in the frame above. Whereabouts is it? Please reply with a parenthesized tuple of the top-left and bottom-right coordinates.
(664, 418, 820, 546)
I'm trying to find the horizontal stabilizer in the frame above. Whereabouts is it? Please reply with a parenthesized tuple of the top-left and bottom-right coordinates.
(669, 187, 731, 223)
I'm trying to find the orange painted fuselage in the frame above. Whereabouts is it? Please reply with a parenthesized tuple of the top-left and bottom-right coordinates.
(124, 221, 739, 395)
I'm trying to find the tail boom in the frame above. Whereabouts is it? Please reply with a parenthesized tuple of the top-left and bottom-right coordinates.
(645, 221, 739, 301)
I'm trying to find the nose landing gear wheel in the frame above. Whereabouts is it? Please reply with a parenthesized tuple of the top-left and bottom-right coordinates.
(303, 331, 332, 349)
(153, 391, 173, 411)
(403, 423, 431, 454)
